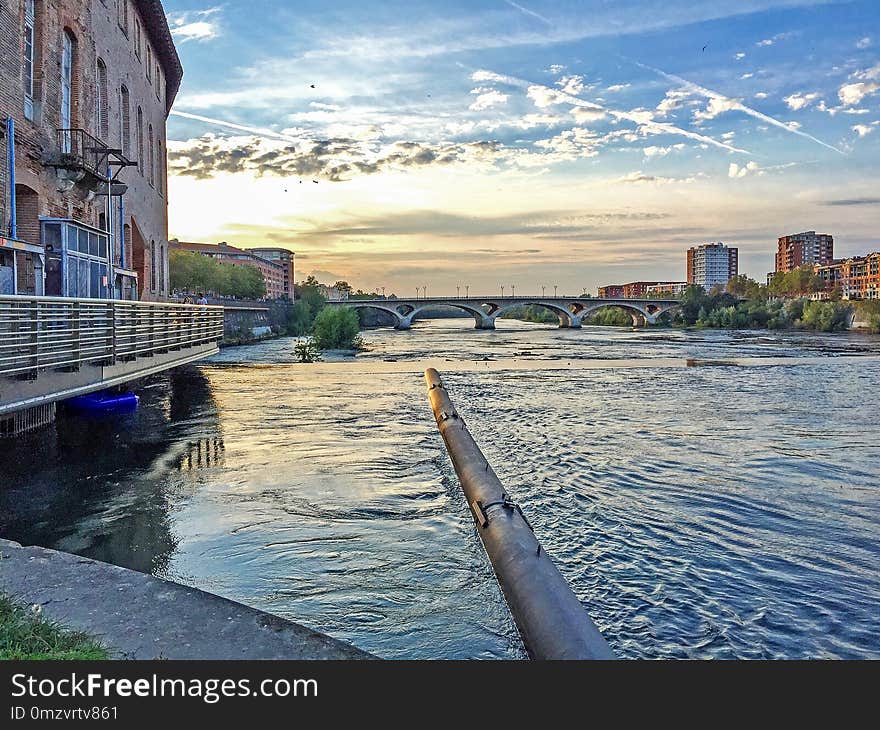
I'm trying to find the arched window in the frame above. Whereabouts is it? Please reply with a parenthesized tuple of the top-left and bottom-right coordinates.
(120, 86, 130, 156)
(148, 124, 154, 186)
(23, 0, 36, 118)
(96, 58, 108, 141)
(61, 30, 75, 150)
(156, 138, 163, 196)
(150, 240, 156, 291)
(136, 106, 143, 173)
(159, 243, 165, 293)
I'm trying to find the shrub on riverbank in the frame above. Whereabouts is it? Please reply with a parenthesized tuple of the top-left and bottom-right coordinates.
(0, 594, 108, 660)
(312, 307, 363, 350)
(500, 305, 558, 324)
(585, 307, 633, 326)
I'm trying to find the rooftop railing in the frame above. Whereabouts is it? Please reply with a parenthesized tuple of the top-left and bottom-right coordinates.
(0, 296, 224, 379)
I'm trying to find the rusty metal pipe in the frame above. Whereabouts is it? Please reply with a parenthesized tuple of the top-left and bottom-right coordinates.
(425, 368, 614, 660)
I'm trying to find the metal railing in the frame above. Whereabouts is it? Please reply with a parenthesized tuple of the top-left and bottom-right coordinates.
(0, 296, 224, 378)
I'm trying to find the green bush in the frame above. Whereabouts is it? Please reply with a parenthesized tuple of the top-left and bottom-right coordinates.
(799, 301, 850, 332)
(312, 307, 363, 350)
(294, 338, 321, 362)
(585, 307, 632, 326)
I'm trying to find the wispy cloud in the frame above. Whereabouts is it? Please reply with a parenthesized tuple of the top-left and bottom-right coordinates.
(169, 110, 303, 144)
(633, 60, 844, 154)
(167, 7, 223, 43)
(473, 68, 751, 154)
(503, 0, 553, 26)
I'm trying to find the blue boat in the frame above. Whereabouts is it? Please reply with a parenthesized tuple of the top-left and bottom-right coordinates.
(65, 390, 140, 413)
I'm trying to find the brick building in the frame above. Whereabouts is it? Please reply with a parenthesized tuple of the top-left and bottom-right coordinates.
(597, 284, 624, 298)
(687, 242, 738, 290)
(645, 282, 688, 297)
(816, 252, 880, 300)
(171, 241, 288, 300)
(250, 247, 295, 300)
(775, 231, 834, 274)
(0, 0, 181, 300)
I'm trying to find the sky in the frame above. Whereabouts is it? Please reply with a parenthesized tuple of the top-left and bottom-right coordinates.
(161, 0, 880, 296)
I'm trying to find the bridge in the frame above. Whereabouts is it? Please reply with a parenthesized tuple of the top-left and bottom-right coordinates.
(331, 296, 682, 330)
(1, 295, 224, 435)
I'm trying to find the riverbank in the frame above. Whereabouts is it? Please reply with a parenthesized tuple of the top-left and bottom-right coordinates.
(0, 594, 108, 660)
(0, 539, 373, 660)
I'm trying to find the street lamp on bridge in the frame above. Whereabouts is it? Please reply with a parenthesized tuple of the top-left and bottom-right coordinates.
(381, 286, 385, 298)
(554, 285, 558, 297)
(500, 285, 505, 297)
(465, 285, 469, 298)
(511, 284, 516, 297)
(456, 285, 460, 298)
(542, 285, 546, 297)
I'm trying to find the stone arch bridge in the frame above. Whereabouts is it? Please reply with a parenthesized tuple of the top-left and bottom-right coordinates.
(328, 297, 682, 330)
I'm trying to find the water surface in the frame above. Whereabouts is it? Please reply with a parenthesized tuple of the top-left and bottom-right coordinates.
(2, 320, 879, 659)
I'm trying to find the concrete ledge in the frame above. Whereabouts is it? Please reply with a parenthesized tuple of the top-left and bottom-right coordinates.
(0, 539, 374, 660)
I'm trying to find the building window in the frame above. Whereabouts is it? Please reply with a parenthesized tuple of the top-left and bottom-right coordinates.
(148, 124, 154, 186)
(96, 58, 108, 141)
(159, 243, 165, 293)
(155, 64, 161, 99)
(117, 0, 128, 34)
(150, 241, 157, 291)
(61, 30, 75, 150)
(120, 85, 130, 156)
(146, 46, 152, 82)
(23, 0, 36, 119)
(156, 138, 163, 196)
(134, 18, 141, 59)
(136, 106, 143, 173)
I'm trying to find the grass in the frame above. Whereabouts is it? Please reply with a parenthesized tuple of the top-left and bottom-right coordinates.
(0, 594, 109, 660)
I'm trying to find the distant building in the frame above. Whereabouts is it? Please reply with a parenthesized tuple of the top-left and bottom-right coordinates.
(598, 282, 666, 298)
(318, 284, 349, 301)
(171, 241, 286, 299)
(687, 243, 738, 290)
(645, 282, 688, 297)
(597, 284, 624, 298)
(815, 252, 880, 300)
(249, 247, 295, 300)
(0, 0, 182, 300)
(775, 231, 834, 273)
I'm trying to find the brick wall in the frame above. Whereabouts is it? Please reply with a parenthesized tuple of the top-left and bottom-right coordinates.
(1, 0, 177, 300)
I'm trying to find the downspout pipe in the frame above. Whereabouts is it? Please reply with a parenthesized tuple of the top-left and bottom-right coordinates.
(7, 118, 16, 240)
(424, 368, 614, 660)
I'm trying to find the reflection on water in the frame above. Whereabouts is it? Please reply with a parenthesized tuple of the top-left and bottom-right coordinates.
(1, 319, 879, 659)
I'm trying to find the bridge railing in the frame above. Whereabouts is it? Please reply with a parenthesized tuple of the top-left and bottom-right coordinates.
(0, 296, 224, 379)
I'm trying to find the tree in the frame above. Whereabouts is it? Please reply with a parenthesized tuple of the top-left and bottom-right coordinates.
(727, 275, 766, 300)
(312, 306, 363, 350)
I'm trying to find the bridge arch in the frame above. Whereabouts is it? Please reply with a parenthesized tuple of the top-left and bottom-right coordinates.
(492, 301, 577, 328)
(408, 302, 493, 329)
(344, 302, 407, 328)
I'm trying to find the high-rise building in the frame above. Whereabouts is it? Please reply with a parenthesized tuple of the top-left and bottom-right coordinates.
(775, 231, 834, 273)
(687, 243, 738, 290)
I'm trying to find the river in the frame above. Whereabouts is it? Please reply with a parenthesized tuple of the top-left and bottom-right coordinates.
(2, 319, 879, 659)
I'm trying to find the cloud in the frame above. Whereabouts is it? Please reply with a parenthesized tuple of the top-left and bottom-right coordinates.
(729, 161, 760, 178)
(823, 197, 880, 206)
(478, 68, 750, 154)
(655, 87, 693, 117)
(606, 84, 631, 92)
(838, 63, 880, 105)
(852, 123, 877, 137)
(615, 170, 694, 185)
(168, 134, 509, 182)
(756, 31, 796, 47)
(643, 144, 685, 157)
(167, 7, 222, 43)
(469, 88, 509, 111)
(735, 53, 747, 60)
(784, 92, 821, 111)
(754, 91, 769, 99)
(571, 107, 606, 124)
(503, 0, 553, 26)
(556, 75, 587, 95)
(634, 60, 843, 154)
(856, 37, 872, 50)
(169, 110, 303, 143)
(838, 82, 880, 105)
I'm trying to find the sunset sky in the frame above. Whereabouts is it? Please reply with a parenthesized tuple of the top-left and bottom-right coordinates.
(162, 0, 880, 296)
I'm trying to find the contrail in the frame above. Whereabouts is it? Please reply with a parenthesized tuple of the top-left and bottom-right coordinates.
(473, 69, 752, 154)
(632, 60, 844, 155)
(169, 110, 301, 144)
(504, 0, 553, 26)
